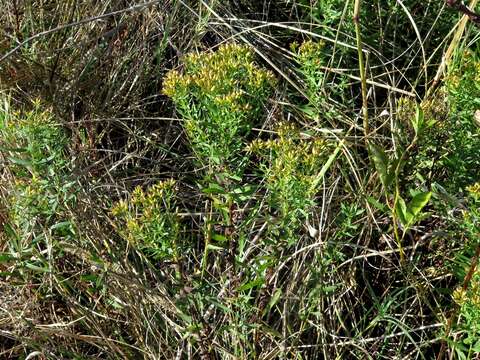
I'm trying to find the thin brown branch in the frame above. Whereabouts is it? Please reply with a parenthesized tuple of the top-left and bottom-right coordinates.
(447, 0, 480, 27)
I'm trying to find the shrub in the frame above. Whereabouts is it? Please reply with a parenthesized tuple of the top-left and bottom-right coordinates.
(291, 40, 351, 126)
(452, 268, 480, 357)
(443, 49, 480, 191)
(248, 122, 330, 244)
(0, 98, 76, 242)
(111, 179, 181, 261)
(448, 183, 480, 358)
(163, 43, 276, 175)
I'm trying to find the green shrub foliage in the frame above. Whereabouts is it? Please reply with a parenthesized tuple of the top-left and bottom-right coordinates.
(163, 43, 276, 174)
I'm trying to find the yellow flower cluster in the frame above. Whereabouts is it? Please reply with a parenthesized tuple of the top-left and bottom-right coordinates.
(291, 40, 326, 68)
(453, 287, 468, 306)
(111, 199, 128, 217)
(297, 40, 325, 56)
(161, 43, 276, 169)
(453, 272, 480, 308)
(248, 122, 328, 190)
(212, 90, 247, 112)
(248, 122, 331, 241)
(162, 43, 276, 108)
(111, 179, 178, 248)
(112, 179, 176, 217)
(467, 182, 480, 199)
(162, 70, 190, 99)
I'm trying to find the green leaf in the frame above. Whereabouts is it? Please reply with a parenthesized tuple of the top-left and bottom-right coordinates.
(202, 183, 225, 194)
(206, 244, 225, 251)
(227, 173, 242, 182)
(50, 221, 73, 231)
(367, 196, 388, 212)
(2, 223, 17, 239)
(472, 339, 480, 353)
(108, 296, 125, 309)
(369, 143, 393, 189)
(0, 146, 27, 153)
(232, 184, 255, 201)
(81, 274, 98, 283)
(238, 277, 264, 291)
(267, 289, 282, 311)
(455, 348, 467, 360)
(0, 254, 14, 263)
(396, 191, 431, 229)
(410, 105, 424, 135)
(212, 233, 228, 243)
(321, 285, 338, 294)
(24, 262, 50, 273)
(7, 156, 32, 167)
(407, 191, 431, 217)
(298, 105, 318, 118)
(395, 196, 412, 226)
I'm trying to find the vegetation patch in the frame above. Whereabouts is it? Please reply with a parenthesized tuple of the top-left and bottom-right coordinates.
(1, 1, 480, 359)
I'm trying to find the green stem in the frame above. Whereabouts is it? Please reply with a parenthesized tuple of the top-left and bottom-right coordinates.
(392, 136, 418, 264)
(353, 0, 369, 140)
(201, 203, 213, 279)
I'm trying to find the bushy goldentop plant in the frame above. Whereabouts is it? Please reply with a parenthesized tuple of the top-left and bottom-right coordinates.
(111, 179, 181, 261)
(291, 40, 349, 124)
(452, 267, 480, 355)
(248, 122, 329, 242)
(297, 0, 353, 36)
(448, 183, 480, 355)
(462, 183, 480, 242)
(0, 100, 68, 177)
(292, 41, 326, 88)
(0, 99, 74, 235)
(163, 43, 276, 172)
(443, 49, 480, 190)
(291, 41, 327, 110)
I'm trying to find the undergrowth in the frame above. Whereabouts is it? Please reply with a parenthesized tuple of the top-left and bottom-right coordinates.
(1, 1, 480, 359)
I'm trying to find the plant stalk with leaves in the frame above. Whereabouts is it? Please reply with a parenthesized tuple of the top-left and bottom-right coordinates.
(370, 106, 432, 262)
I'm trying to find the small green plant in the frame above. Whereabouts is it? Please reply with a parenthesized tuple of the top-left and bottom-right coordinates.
(334, 202, 365, 241)
(0, 99, 68, 177)
(248, 122, 329, 244)
(0, 96, 82, 306)
(292, 40, 328, 111)
(370, 105, 433, 261)
(0, 98, 76, 245)
(291, 40, 351, 125)
(443, 49, 480, 191)
(398, 50, 480, 194)
(452, 263, 480, 358)
(396, 94, 450, 187)
(296, 0, 353, 36)
(163, 43, 276, 175)
(111, 179, 181, 261)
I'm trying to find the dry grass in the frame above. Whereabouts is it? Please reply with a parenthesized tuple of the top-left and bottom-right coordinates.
(1, 0, 479, 359)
